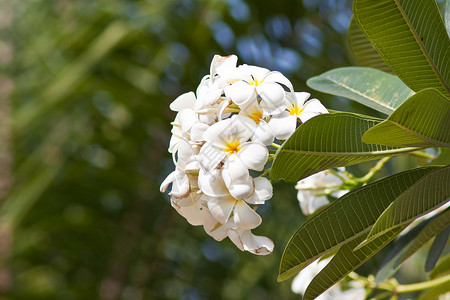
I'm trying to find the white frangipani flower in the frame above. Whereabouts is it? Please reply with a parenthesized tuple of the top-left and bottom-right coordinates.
(195, 55, 238, 111)
(296, 168, 350, 216)
(199, 115, 268, 200)
(269, 92, 328, 140)
(200, 169, 272, 229)
(238, 98, 275, 145)
(224, 65, 294, 115)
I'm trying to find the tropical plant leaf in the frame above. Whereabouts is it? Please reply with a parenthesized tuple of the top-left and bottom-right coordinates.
(303, 226, 407, 300)
(361, 165, 450, 247)
(430, 253, 450, 279)
(306, 67, 414, 115)
(271, 113, 419, 182)
(375, 217, 432, 284)
(363, 89, 450, 148)
(277, 167, 438, 282)
(425, 225, 450, 272)
(353, 0, 450, 97)
(395, 208, 450, 268)
(431, 148, 450, 166)
(348, 17, 391, 73)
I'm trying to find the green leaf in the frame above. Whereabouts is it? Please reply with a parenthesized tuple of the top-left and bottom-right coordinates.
(348, 17, 391, 73)
(361, 165, 450, 247)
(277, 167, 438, 282)
(395, 208, 450, 268)
(425, 225, 450, 272)
(270, 113, 419, 182)
(430, 253, 450, 279)
(303, 226, 406, 300)
(375, 218, 431, 284)
(306, 67, 414, 115)
(363, 89, 450, 148)
(353, 0, 450, 97)
(431, 148, 450, 166)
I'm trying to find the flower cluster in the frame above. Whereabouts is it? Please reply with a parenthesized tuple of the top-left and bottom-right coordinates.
(161, 54, 328, 255)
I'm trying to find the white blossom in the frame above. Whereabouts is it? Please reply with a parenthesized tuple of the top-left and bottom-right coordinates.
(269, 92, 328, 140)
(296, 168, 350, 215)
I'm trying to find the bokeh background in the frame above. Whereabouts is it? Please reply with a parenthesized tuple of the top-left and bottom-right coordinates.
(2, 0, 443, 299)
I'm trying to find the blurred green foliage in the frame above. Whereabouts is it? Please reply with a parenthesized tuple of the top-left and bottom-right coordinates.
(2, 0, 429, 299)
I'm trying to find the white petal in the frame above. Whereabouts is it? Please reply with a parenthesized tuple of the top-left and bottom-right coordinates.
(226, 229, 245, 251)
(298, 99, 329, 123)
(245, 65, 270, 82)
(231, 230, 274, 255)
(211, 54, 238, 77)
(197, 143, 227, 172)
(233, 201, 262, 229)
(207, 195, 236, 224)
(257, 83, 286, 115)
(268, 112, 297, 140)
(224, 81, 255, 106)
(178, 109, 197, 133)
(263, 71, 294, 92)
(246, 177, 273, 204)
(198, 168, 229, 197)
(190, 123, 209, 142)
(294, 92, 311, 107)
(222, 155, 253, 200)
(291, 257, 332, 294)
(160, 170, 178, 193)
(237, 142, 268, 171)
(230, 115, 257, 143)
(170, 173, 190, 199)
(252, 121, 275, 146)
(297, 191, 329, 216)
(170, 92, 196, 111)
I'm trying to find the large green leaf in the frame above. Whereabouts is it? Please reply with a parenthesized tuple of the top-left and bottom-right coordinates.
(395, 208, 450, 268)
(363, 89, 450, 148)
(348, 17, 391, 73)
(303, 226, 406, 300)
(361, 165, 450, 247)
(353, 0, 450, 97)
(430, 253, 450, 279)
(306, 67, 413, 115)
(270, 113, 419, 182)
(277, 167, 438, 282)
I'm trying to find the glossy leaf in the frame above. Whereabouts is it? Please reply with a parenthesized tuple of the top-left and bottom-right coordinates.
(430, 253, 450, 279)
(348, 17, 391, 73)
(306, 67, 414, 115)
(303, 226, 406, 300)
(425, 225, 450, 271)
(277, 167, 438, 282)
(353, 0, 450, 97)
(363, 89, 450, 148)
(375, 218, 432, 284)
(395, 208, 450, 268)
(431, 148, 450, 166)
(362, 166, 450, 246)
(271, 113, 419, 182)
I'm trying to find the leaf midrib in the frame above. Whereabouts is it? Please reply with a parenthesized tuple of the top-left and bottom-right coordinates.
(392, 0, 449, 95)
(279, 147, 420, 157)
(321, 74, 394, 113)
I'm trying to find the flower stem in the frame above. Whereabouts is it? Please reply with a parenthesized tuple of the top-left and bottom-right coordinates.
(396, 273, 450, 293)
(356, 157, 391, 183)
(270, 143, 281, 149)
(409, 150, 436, 160)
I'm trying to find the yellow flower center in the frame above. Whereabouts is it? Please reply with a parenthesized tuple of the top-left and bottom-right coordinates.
(288, 104, 304, 116)
(248, 109, 263, 124)
(224, 140, 241, 155)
